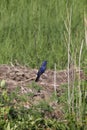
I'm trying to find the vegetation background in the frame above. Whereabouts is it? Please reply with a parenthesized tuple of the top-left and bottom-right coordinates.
(0, 0, 87, 129)
(0, 0, 87, 69)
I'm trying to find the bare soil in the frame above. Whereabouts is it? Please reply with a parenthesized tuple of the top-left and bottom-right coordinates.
(0, 64, 86, 120)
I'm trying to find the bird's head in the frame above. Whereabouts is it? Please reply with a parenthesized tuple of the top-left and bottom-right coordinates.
(42, 61, 47, 66)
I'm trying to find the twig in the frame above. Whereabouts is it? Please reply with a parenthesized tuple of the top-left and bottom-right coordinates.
(54, 63, 57, 95)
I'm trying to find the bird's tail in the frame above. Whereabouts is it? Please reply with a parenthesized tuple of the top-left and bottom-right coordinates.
(35, 75, 40, 82)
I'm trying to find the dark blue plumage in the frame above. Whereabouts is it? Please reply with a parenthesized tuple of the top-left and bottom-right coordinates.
(35, 61, 47, 82)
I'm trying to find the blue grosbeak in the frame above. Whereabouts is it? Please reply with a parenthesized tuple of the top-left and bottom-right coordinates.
(35, 61, 47, 82)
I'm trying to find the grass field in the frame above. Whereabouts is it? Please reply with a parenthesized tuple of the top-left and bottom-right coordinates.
(0, 0, 87, 69)
(0, 0, 87, 129)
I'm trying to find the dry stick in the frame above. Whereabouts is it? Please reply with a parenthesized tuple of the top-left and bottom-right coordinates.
(71, 65, 75, 113)
(78, 40, 84, 120)
(64, 21, 71, 112)
(67, 8, 72, 113)
(54, 63, 57, 95)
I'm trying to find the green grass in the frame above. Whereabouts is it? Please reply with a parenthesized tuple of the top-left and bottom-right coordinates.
(0, 0, 86, 69)
(0, 79, 87, 129)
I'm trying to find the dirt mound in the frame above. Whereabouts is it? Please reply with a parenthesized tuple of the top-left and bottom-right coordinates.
(0, 64, 86, 119)
(0, 64, 85, 89)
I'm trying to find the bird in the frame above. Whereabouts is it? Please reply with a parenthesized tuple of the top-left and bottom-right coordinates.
(35, 61, 47, 82)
